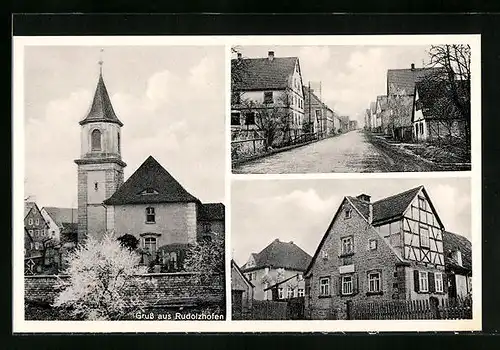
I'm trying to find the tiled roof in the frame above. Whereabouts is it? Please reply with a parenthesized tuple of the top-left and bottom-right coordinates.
(80, 73, 123, 126)
(242, 238, 312, 272)
(231, 56, 298, 91)
(43, 207, 78, 226)
(231, 259, 255, 288)
(387, 67, 447, 96)
(372, 186, 423, 225)
(349, 186, 423, 225)
(24, 201, 35, 218)
(415, 79, 469, 119)
(198, 203, 225, 221)
(103, 156, 199, 205)
(304, 86, 322, 106)
(443, 231, 472, 273)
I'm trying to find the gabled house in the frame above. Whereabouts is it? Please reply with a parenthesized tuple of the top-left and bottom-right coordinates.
(303, 86, 336, 137)
(24, 203, 50, 254)
(338, 116, 350, 133)
(364, 108, 371, 131)
(304, 186, 450, 320)
(231, 51, 305, 142)
(412, 79, 469, 142)
(241, 238, 312, 301)
(231, 259, 254, 318)
(40, 207, 78, 244)
(443, 231, 472, 299)
(369, 101, 377, 131)
(387, 64, 447, 140)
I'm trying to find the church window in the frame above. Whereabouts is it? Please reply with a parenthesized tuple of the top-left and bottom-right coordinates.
(146, 207, 156, 223)
(94, 182, 99, 191)
(91, 129, 102, 151)
(117, 132, 121, 153)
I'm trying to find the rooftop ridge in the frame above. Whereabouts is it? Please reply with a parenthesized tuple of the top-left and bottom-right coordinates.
(372, 185, 423, 205)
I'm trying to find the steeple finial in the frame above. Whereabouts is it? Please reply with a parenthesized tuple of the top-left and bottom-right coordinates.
(98, 48, 104, 75)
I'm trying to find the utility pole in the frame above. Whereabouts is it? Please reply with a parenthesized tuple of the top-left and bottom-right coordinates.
(308, 81, 311, 135)
(320, 81, 323, 138)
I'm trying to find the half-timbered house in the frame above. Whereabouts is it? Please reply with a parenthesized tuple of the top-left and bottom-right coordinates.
(304, 185, 452, 320)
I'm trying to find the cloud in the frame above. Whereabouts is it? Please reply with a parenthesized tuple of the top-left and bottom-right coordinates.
(299, 46, 331, 68)
(257, 189, 339, 214)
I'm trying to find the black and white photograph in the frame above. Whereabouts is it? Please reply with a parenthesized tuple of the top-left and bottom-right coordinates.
(231, 178, 474, 320)
(231, 45, 472, 174)
(21, 45, 226, 321)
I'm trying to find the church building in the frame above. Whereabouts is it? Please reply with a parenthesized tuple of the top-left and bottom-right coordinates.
(74, 67, 225, 270)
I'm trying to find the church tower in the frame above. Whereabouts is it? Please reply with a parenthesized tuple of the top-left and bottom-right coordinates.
(74, 61, 126, 244)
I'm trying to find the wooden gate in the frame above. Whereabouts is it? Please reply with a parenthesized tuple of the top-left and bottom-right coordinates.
(286, 297, 305, 320)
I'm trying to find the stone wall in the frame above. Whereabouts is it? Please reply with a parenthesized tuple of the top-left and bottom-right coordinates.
(25, 273, 225, 307)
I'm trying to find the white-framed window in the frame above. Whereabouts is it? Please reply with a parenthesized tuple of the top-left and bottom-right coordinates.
(368, 271, 381, 293)
(369, 239, 377, 251)
(319, 277, 330, 296)
(146, 207, 155, 223)
(287, 287, 294, 299)
(278, 288, 284, 299)
(298, 288, 304, 297)
(264, 267, 269, 274)
(419, 271, 429, 292)
(435, 272, 444, 293)
(28, 229, 33, 236)
(342, 275, 353, 295)
(35, 218, 39, 225)
(143, 237, 157, 255)
(341, 236, 353, 255)
(264, 91, 273, 104)
(28, 218, 33, 225)
(418, 196, 426, 210)
(345, 208, 352, 219)
(321, 250, 329, 259)
(420, 225, 430, 248)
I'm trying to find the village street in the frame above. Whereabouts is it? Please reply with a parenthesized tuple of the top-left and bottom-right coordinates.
(232, 130, 438, 174)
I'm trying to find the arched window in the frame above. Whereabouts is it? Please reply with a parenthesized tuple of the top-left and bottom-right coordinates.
(117, 132, 121, 153)
(91, 129, 102, 151)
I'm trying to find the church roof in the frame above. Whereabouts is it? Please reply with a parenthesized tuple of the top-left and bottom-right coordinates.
(80, 73, 123, 127)
(103, 156, 199, 205)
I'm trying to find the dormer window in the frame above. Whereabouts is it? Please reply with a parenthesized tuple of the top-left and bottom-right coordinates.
(452, 250, 463, 267)
(141, 188, 159, 195)
(91, 129, 102, 151)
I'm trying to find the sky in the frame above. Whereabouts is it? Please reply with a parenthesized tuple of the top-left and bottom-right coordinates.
(24, 46, 225, 208)
(231, 178, 471, 266)
(232, 45, 430, 125)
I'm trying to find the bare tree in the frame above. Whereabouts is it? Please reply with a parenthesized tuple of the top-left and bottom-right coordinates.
(426, 44, 471, 147)
(239, 91, 293, 150)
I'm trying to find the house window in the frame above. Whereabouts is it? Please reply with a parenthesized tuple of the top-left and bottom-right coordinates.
(245, 112, 255, 125)
(435, 272, 444, 293)
(231, 112, 241, 126)
(28, 218, 33, 225)
(231, 91, 241, 104)
(278, 288, 284, 299)
(420, 225, 430, 248)
(28, 229, 33, 236)
(117, 132, 121, 153)
(145, 207, 155, 223)
(264, 91, 273, 104)
(94, 182, 99, 191)
(319, 277, 330, 296)
(287, 287, 294, 299)
(341, 236, 353, 255)
(91, 129, 102, 151)
(298, 288, 304, 297)
(345, 208, 352, 219)
(143, 237, 157, 255)
(419, 271, 429, 292)
(246, 273, 253, 281)
(321, 250, 329, 260)
(419, 122, 424, 134)
(368, 271, 381, 293)
(342, 275, 353, 295)
(418, 197, 426, 210)
(369, 239, 378, 251)
(35, 218, 39, 225)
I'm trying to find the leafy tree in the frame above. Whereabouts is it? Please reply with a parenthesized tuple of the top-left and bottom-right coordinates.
(117, 234, 140, 251)
(53, 232, 156, 320)
(184, 234, 225, 275)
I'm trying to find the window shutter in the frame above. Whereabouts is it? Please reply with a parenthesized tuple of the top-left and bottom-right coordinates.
(353, 273, 359, 294)
(413, 270, 420, 292)
(337, 276, 342, 296)
(429, 272, 435, 293)
(443, 273, 449, 294)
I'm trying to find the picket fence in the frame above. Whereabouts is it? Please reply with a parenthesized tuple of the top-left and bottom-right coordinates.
(350, 297, 472, 320)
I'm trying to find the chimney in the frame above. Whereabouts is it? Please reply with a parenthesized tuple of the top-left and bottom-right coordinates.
(411, 63, 415, 71)
(356, 194, 373, 224)
(237, 52, 242, 60)
(289, 241, 294, 245)
(268, 51, 275, 61)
